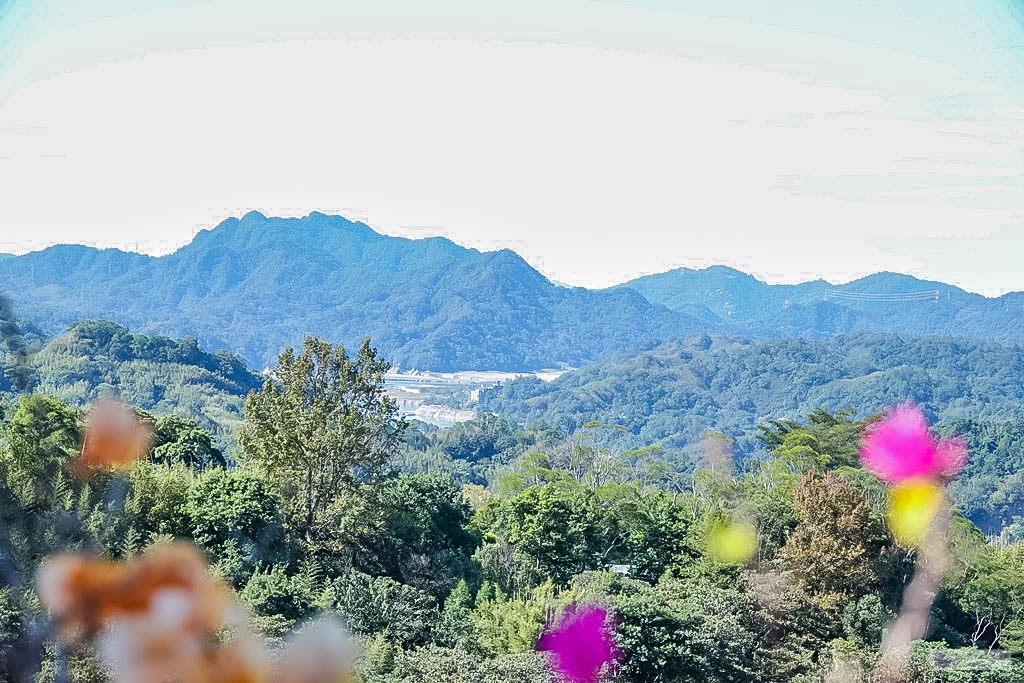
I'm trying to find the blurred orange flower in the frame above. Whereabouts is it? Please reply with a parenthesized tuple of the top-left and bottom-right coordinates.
(278, 617, 356, 683)
(38, 543, 228, 641)
(37, 543, 356, 682)
(75, 399, 152, 475)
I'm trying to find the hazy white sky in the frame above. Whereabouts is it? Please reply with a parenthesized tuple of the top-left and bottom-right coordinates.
(1, 0, 1023, 293)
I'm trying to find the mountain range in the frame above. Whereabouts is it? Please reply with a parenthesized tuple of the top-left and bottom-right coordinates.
(617, 265, 1024, 341)
(0, 212, 705, 371)
(2, 212, 1023, 371)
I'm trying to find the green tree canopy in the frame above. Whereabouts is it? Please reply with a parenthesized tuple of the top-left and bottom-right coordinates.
(240, 336, 405, 554)
(150, 414, 225, 469)
(0, 395, 80, 506)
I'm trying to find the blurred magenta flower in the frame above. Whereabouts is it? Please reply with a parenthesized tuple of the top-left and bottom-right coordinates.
(859, 404, 966, 483)
(538, 605, 620, 683)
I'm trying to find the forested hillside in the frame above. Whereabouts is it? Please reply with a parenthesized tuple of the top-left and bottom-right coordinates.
(0, 319, 259, 446)
(2, 338, 1022, 681)
(479, 333, 1024, 453)
(10, 317, 1024, 539)
(942, 419, 1024, 537)
(0, 212, 704, 371)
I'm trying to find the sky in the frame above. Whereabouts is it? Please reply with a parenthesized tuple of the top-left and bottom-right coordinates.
(0, 0, 1023, 294)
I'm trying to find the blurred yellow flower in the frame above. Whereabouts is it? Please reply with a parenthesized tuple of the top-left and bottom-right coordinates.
(707, 521, 757, 565)
(886, 478, 943, 547)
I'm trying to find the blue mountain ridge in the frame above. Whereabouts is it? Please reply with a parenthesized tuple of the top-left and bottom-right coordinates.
(616, 265, 1024, 342)
(3, 212, 1022, 371)
(0, 212, 703, 371)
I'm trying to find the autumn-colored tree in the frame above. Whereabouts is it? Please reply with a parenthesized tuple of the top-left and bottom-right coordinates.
(779, 472, 887, 610)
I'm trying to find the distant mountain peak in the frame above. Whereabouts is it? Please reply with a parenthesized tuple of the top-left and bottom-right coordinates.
(702, 264, 751, 277)
(617, 261, 1013, 338)
(181, 211, 390, 259)
(838, 271, 958, 294)
(0, 212, 703, 371)
(625, 264, 765, 285)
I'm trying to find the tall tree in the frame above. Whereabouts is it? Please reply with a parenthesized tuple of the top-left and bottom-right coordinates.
(338, 473, 478, 594)
(778, 472, 887, 610)
(956, 543, 1024, 651)
(240, 336, 405, 554)
(497, 482, 602, 586)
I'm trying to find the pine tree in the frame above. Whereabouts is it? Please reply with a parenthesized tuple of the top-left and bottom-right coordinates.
(121, 525, 142, 559)
(435, 579, 476, 648)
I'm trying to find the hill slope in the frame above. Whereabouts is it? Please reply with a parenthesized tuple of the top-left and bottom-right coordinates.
(1, 320, 261, 444)
(479, 332, 1024, 453)
(0, 212, 705, 371)
(617, 266, 1024, 341)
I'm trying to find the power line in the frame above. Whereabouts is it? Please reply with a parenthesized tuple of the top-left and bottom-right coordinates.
(824, 289, 940, 302)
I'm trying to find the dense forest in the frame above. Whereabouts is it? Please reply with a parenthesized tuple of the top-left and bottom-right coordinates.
(6, 321, 1024, 535)
(4, 304, 1024, 678)
(2, 333, 1024, 681)
(480, 333, 1024, 453)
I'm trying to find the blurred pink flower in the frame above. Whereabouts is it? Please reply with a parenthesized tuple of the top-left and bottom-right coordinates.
(859, 404, 966, 483)
(538, 605, 619, 683)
